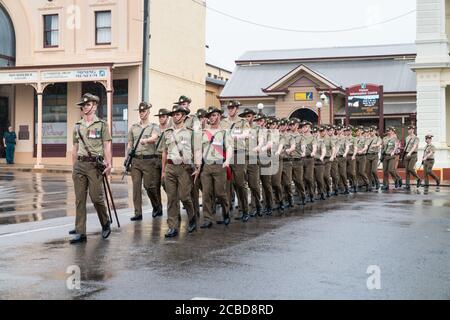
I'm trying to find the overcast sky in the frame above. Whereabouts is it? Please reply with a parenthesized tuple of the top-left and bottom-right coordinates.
(205, 0, 416, 71)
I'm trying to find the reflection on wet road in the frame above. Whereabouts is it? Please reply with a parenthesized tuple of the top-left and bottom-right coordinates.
(0, 171, 140, 225)
(0, 171, 449, 299)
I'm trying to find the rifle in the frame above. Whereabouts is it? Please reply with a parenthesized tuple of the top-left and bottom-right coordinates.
(122, 126, 151, 180)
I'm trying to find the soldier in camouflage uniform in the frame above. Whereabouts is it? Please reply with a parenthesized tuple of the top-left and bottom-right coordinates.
(314, 127, 327, 200)
(302, 121, 317, 203)
(422, 135, 441, 187)
(200, 106, 233, 228)
(159, 105, 202, 238)
(69, 93, 113, 244)
(280, 119, 296, 207)
(336, 126, 350, 194)
(345, 126, 358, 193)
(403, 125, 421, 189)
(128, 102, 162, 221)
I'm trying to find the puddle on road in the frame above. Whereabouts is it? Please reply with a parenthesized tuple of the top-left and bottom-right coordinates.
(387, 199, 450, 208)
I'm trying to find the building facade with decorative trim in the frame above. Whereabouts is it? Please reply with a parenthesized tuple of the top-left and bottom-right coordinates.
(0, 0, 206, 168)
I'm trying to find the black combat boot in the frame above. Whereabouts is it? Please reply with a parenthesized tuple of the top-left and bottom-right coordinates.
(288, 197, 294, 208)
(278, 202, 285, 213)
(257, 207, 263, 217)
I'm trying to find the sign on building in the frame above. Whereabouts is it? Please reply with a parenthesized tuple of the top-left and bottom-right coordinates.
(294, 92, 314, 101)
(346, 84, 382, 117)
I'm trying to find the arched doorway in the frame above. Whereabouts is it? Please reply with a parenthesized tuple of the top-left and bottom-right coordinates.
(290, 108, 318, 125)
(0, 4, 15, 158)
(0, 4, 15, 67)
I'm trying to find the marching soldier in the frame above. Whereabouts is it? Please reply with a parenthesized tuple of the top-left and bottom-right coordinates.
(290, 119, 306, 205)
(421, 134, 441, 187)
(302, 121, 317, 203)
(324, 125, 338, 197)
(224, 101, 252, 222)
(381, 127, 398, 191)
(345, 126, 358, 193)
(159, 105, 202, 238)
(257, 114, 274, 215)
(240, 108, 263, 217)
(155, 108, 171, 201)
(403, 125, 421, 189)
(314, 127, 327, 200)
(355, 126, 371, 192)
(200, 106, 233, 228)
(128, 102, 162, 221)
(192, 108, 208, 219)
(69, 93, 112, 244)
(335, 126, 350, 194)
(280, 118, 296, 207)
(365, 127, 382, 190)
(263, 118, 285, 212)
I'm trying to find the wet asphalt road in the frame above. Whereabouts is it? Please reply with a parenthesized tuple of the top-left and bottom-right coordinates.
(0, 171, 449, 300)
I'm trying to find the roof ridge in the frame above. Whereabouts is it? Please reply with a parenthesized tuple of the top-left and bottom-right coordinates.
(241, 43, 416, 55)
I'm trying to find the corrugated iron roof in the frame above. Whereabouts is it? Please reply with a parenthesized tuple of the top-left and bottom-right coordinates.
(237, 43, 416, 62)
(221, 59, 416, 98)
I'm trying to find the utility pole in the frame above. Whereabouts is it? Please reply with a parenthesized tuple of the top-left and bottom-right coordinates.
(141, 0, 150, 102)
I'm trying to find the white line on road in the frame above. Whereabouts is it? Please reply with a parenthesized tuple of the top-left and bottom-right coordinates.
(0, 223, 73, 238)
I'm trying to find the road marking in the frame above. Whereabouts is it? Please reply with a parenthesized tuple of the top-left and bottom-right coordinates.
(0, 224, 73, 238)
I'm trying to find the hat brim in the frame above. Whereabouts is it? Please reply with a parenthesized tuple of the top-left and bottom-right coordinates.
(168, 109, 189, 117)
(206, 110, 224, 117)
(239, 112, 256, 118)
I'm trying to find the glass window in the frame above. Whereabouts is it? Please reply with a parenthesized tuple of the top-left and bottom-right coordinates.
(82, 80, 128, 156)
(34, 83, 67, 146)
(95, 11, 111, 45)
(43, 14, 59, 47)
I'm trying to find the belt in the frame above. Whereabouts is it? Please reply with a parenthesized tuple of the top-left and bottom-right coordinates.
(356, 154, 365, 157)
(77, 156, 97, 162)
(134, 154, 159, 160)
(167, 159, 191, 165)
(368, 153, 378, 155)
(292, 158, 303, 162)
(324, 156, 331, 160)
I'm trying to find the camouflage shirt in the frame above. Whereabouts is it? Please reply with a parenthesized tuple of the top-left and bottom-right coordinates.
(324, 136, 335, 158)
(303, 134, 317, 157)
(159, 126, 200, 164)
(405, 135, 419, 153)
(73, 116, 112, 157)
(424, 143, 436, 159)
(128, 122, 160, 156)
(202, 129, 232, 163)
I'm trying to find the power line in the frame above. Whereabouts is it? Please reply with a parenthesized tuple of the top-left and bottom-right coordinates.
(193, 0, 416, 34)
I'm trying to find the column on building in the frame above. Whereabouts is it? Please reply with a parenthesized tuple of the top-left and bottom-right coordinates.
(415, 0, 450, 168)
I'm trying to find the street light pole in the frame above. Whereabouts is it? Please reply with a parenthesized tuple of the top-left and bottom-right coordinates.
(316, 101, 323, 126)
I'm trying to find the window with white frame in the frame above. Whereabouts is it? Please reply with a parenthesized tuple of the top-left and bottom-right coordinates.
(95, 11, 111, 45)
(43, 14, 59, 47)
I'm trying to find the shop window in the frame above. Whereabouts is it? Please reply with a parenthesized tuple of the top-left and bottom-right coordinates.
(43, 14, 59, 48)
(82, 80, 128, 157)
(34, 83, 67, 157)
(95, 11, 111, 45)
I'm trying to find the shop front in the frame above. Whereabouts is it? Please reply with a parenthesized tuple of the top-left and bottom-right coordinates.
(0, 64, 139, 168)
